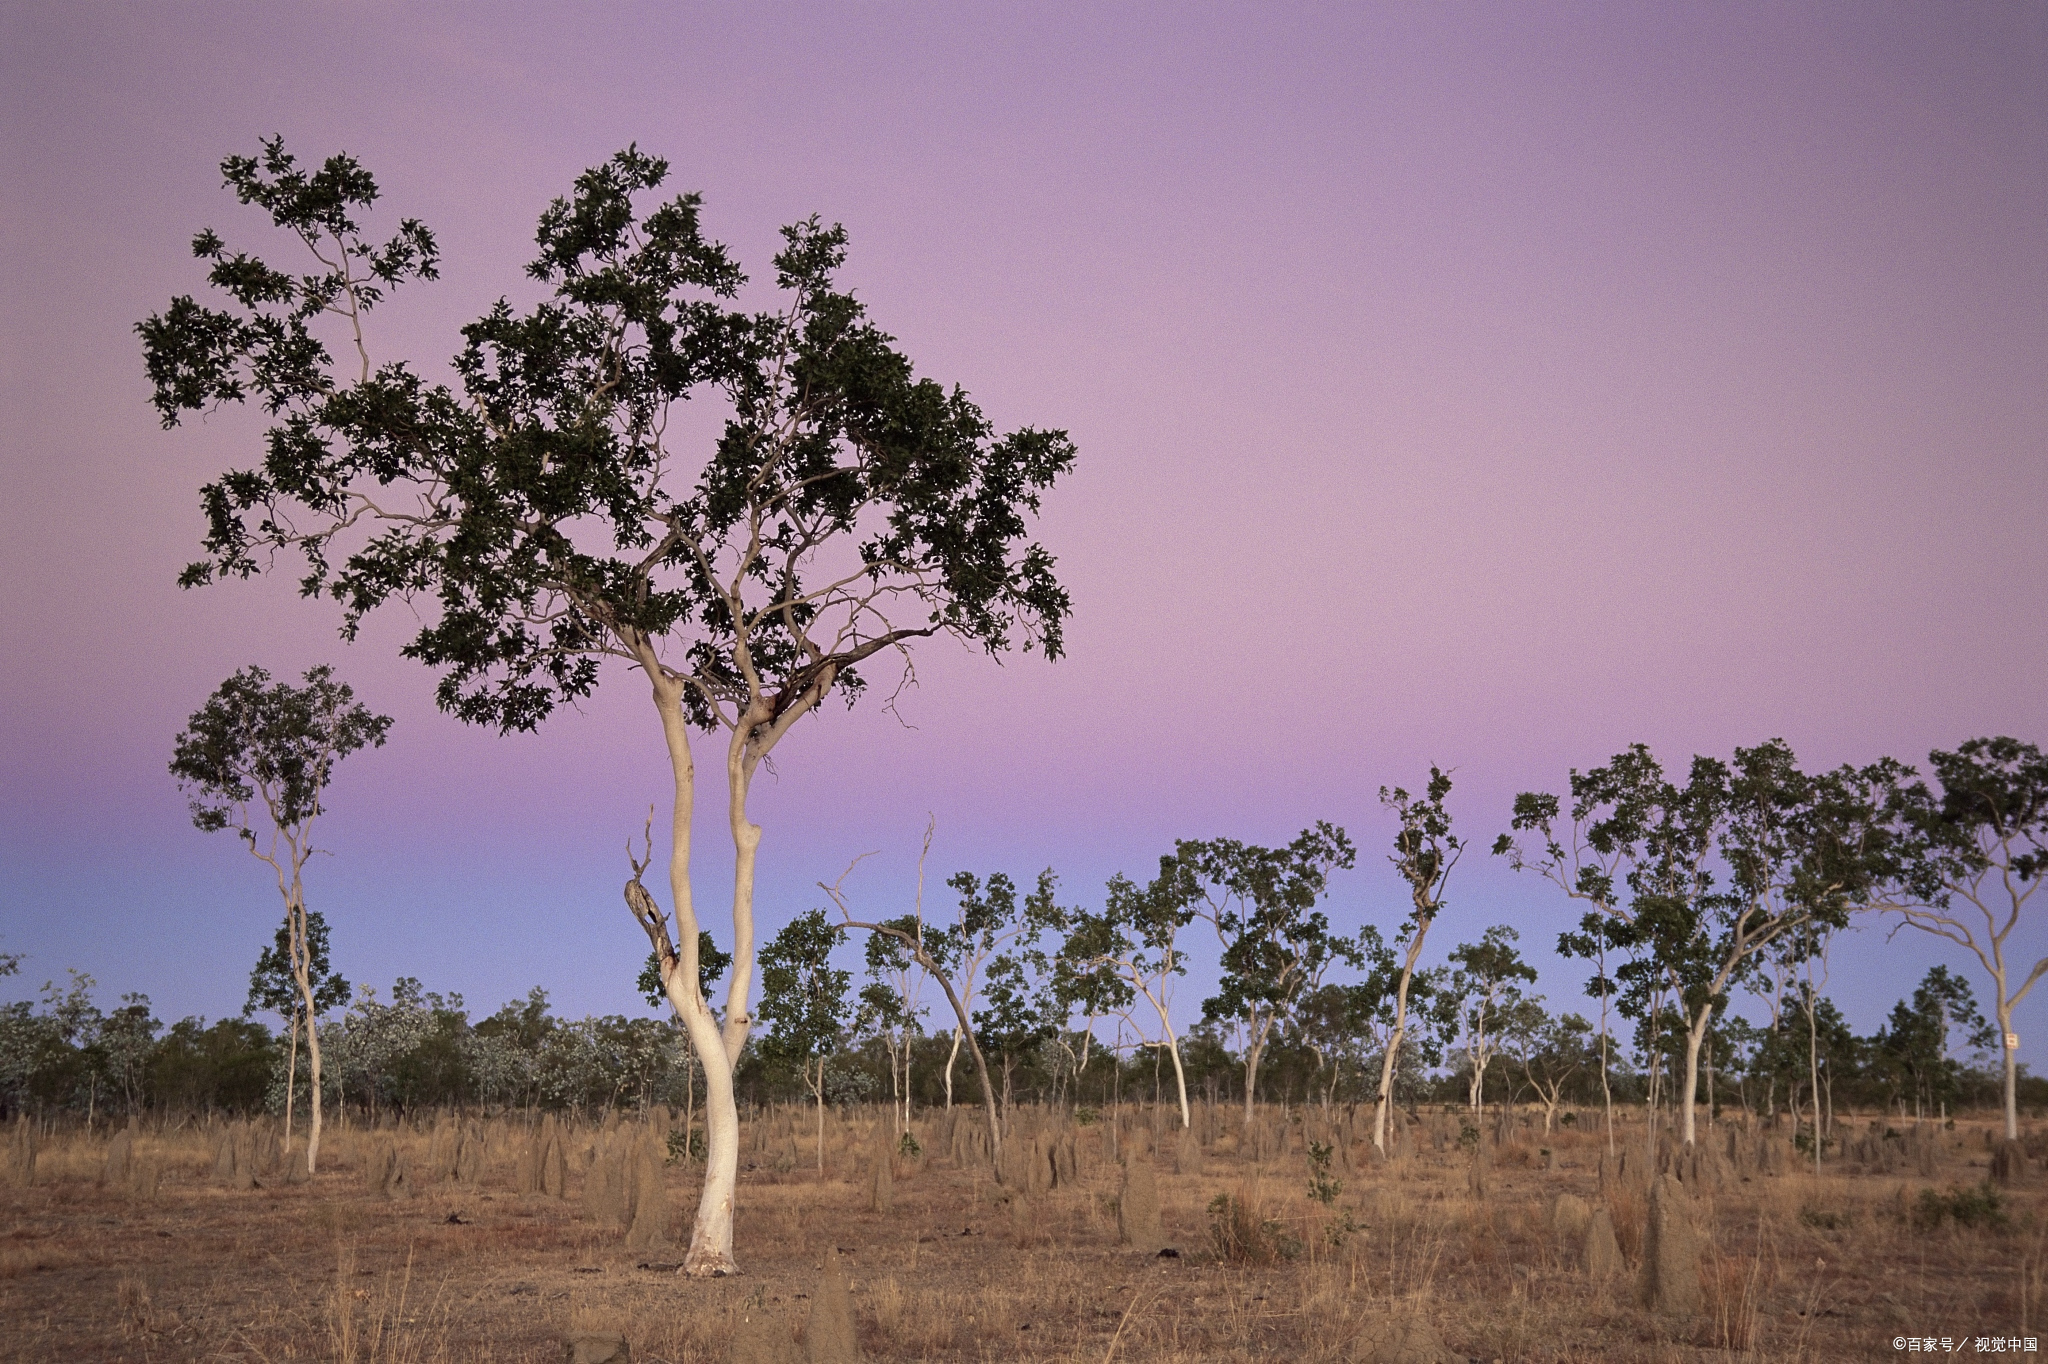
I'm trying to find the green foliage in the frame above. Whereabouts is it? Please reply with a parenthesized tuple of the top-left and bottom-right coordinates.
(1914, 1182, 2007, 1231)
(143, 141, 1075, 739)
(1321, 1208, 1363, 1250)
(170, 665, 391, 840)
(246, 909, 351, 1022)
(897, 1130, 922, 1159)
(757, 910, 851, 1084)
(1305, 1140, 1342, 1206)
(666, 1126, 707, 1165)
(638, 933, 729, 1010)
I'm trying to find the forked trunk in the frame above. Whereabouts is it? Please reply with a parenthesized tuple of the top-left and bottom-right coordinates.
(646, 682, 744, 1278)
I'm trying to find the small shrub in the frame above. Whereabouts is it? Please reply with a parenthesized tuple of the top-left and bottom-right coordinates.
(1306, 1141, 1342, 1206)
(1074, 1106, 1099, 1127)
(1915, 1182, 2007, 1231)
(1560, 1111, 1577, 1127)
(897, 1131, 922, 1159)
(1457, 1123, 1480, 1152)
(1208, 1187, 1302, 1264)
(665, 1127, 707, 1165)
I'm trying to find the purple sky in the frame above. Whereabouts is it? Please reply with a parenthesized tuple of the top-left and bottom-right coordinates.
(4, 4, 2044, 1061)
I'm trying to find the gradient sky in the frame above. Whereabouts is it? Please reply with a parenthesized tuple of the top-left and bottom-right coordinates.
(3, 4, 2044, 1062)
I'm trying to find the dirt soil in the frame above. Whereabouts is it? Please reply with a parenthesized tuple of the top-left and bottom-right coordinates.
(2, 1107, 2041, 1362)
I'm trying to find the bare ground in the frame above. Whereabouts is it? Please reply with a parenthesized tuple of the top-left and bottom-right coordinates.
(2, 1106, 2040, 1362)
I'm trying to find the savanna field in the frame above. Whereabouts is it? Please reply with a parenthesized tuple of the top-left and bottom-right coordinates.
(5, 1101, 2045, 1363)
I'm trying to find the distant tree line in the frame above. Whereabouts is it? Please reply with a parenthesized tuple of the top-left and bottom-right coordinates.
(0, 929, 2035, 1138)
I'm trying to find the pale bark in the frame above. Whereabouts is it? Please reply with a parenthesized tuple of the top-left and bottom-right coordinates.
(282, 1010, 298, 1154)
(288, 889, 326, 1176)
(1143, 998, 1190, 1130)
(643, 674, 744, 1278)
(1680, 1000, 1711, 1147)
(943, 1029, 961, 1110)
(1881, 862, 2045, 1144)
(1371, 921, 1433, 1154)
(1240, 1019, 1271, 1126)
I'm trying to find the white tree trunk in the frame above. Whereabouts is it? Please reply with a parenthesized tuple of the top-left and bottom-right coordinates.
(648, 683, 746, 1278)
(283, 1010, 298, 1155)
(1241, 1019, 1268, 1126)
(289, 891, 325, 1176)
(1139, 986, 1191, 1128)
(1999, 993, 2019, 1141)
(943, 1029, 960, 1110)
(1372, 1024, 1403, 1153)
(1680, 1000, 1710, 1146)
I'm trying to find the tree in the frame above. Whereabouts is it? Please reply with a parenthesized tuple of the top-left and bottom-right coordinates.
(1504, 1004, 1592, 1134)
(1499, 766, 1646, 1155)
(145, 143, 1074, 1275)
(245, 908, 350, 1154)
(170, 664, 390, 1173)
(930, 870, 1038, 1112)
(756, 910, 851, 1173)
(1047, 894, 1134, 1105)
(1870, 737, 2048, 1140)
(1442, 925, 1538, 1119)
(636, 913, 730, 1159)
(1497, 742, 1873, 1148)
(1374, 770, 1462, 1154)
(1061, 854, 1199, 1126)
(1288, 930, 1399, 1112)
(97, 993, 161, 1118)
(855, 917, 929, 1135)
(823, 843, 1022, 1174)
(1872, 966, 1992, 1120)
(1190, 822, 1358, 1124)
(974, 938, 1056, 1119)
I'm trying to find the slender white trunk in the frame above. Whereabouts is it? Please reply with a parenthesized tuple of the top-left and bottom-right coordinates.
(283, 1010, 298, 1154)
(1999, 992, 2019, 1141)
(288, 888, 325, 1175)
(1807, 996, 1823, 1171)
(1373, 915, 1434, 1154)
(648, 681, 743, 1278)
(1241, 1017, 1268, 1126)
(1140, 987, 1191, 1128)
(1680, 1000, 1710, 1146)
(943, 1029, 960, 1110)
(1372, 1023, 1404, 1153)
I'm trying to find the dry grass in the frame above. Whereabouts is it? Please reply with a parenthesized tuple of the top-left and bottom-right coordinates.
(0, 1105, 2037, 1360)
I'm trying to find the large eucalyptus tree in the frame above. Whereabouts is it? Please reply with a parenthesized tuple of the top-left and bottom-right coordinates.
(1497, 741, 1881, 1147)
(142, 142, 1074, 1274)
(1869, 738, 2048, 1141)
